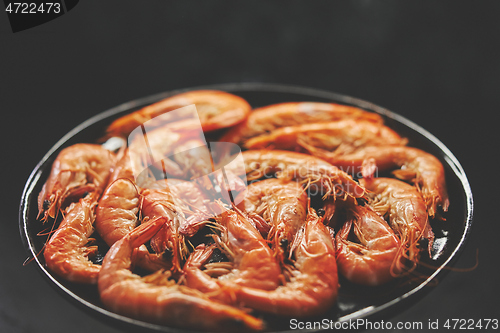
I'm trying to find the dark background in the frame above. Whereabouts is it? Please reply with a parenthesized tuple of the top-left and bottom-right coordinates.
(1, 1, 498, 332)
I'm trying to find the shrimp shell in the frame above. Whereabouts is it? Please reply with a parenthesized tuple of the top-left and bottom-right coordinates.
(95, 178, 139, 245)
(140, 188, 186, 271)
(245, 119, 406, 151)
(220, 101, 383, 146)
(227, 149, 365, 199)
(361, 177, 434, 267)
(335, 202, 402, 286)
(105, 90, 252, 138)
(235, 178, 308, 262)
(44, 192, 101, 284)
(38, 143, 114, 222)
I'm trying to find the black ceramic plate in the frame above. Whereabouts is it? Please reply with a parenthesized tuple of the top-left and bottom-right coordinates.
(20, 83, 473, 333)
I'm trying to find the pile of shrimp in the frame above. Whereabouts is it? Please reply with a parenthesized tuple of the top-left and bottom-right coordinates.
(37, 90, 449, 331)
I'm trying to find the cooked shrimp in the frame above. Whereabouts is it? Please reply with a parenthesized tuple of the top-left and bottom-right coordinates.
(140, 187, 185, 271)
(98, 217, 264, 331)
(235, 179, 308, 263)
(360, 177, 434, 269)
(107, 147, 135, 184)
(127, 124, 187, 182)
(306, 146, 449, 217)
(105, 90, 252, 138)
(172, 139, 214, 189)
(44, 192, 101, 284)
(184, 208, 282, 292)
(220, 101, 382, 146)
(224, 150, 365, 199)
(95, 152, 170, 272)
(95, 150, 138, 245)
(95, 178, 139, 246)
(142, 176, 220, 261)
(38, 143, 114, 222)
(245, 119, 406, 151)
(150, 178, 210, 238)
(335, 201, 402, 286)
(184, 208, 339, 317)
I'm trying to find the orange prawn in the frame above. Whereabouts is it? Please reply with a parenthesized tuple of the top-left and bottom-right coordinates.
(225, 149, 365, 199)
(43, 192, 101, 284)
(245, 119, 406, 151)
(95, 150, 138, 245)
(95, 151, 169, 272)
(235, 178, 308, 263)
(156, 179, 211, 238)
(335, 201, 402, 286)
(360, 177, 434, 270)
(184, 208, 339, 317)
(140, 187, 186, 271)
(309, 146, 449, 217)
(105, 90, 252, 139)
(98, 217, 264, 331)
(220, 101, 382, 146)
(171, 138, 214, 190)
(184, 207, 282, 292)
(38, 143, 114, 222)
(126, 124, 187, 182)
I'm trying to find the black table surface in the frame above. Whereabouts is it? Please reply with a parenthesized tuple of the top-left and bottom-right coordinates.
(1, 2, 498, 332)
